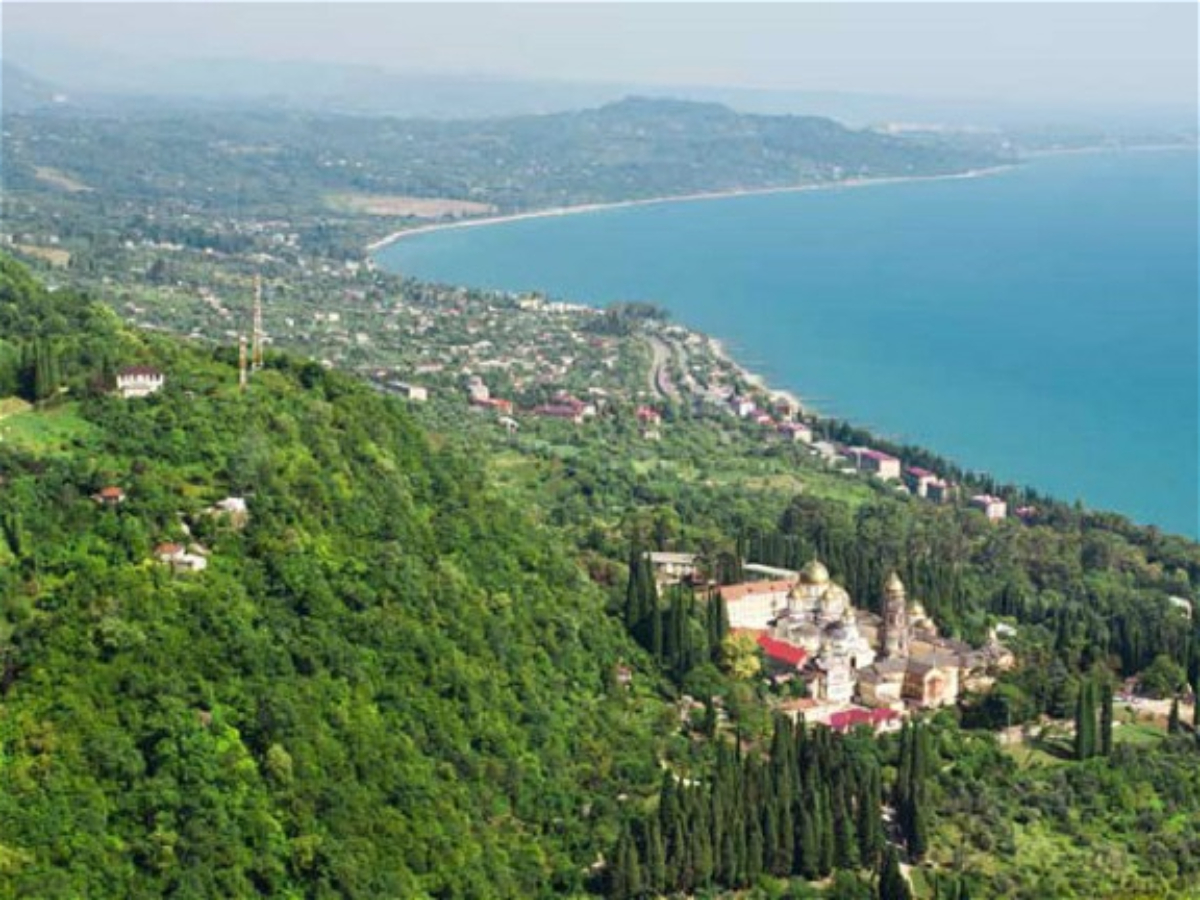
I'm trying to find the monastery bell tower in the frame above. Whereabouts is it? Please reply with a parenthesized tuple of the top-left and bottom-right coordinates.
(881, 571, 911, 658)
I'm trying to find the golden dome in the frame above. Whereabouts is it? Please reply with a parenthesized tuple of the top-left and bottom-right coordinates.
(800, 560, 831, 585)
(885, 571, 905, 593)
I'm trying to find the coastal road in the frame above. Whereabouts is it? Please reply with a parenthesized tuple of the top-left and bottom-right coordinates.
(645, 335, 679, 401)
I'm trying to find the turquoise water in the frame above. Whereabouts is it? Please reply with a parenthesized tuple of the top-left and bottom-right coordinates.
(375, 150, 1199, 537)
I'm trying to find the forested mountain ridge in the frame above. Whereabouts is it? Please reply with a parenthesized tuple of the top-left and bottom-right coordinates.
(1, 97, 1006, 217)
(0, 256, 667, 899)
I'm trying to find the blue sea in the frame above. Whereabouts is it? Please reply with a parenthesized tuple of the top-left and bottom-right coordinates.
(375, 149, 1199, 538)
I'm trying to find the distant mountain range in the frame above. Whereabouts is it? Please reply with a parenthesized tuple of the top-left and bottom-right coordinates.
(4, 44, 1195, 136)
(1, 94, 1009, 215)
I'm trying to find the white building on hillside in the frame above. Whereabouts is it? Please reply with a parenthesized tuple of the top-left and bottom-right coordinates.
(117, 366, 165, 398)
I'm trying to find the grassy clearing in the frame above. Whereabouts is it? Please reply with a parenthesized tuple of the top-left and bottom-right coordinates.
(325, 192, 496, 218)
(33, 166, 92, 193)
(13, 244, 71, 268)
(0, 398, 33, 419)
(0, 402, 97, 455)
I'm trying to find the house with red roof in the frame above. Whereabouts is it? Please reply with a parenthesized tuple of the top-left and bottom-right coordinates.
(851, 448, 901, 480)
(93, 486, 126, 505)
(970, 494, 1008, 521)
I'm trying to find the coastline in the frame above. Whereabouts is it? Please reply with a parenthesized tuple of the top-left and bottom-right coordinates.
(365, 164, 1017, 253)
(707, 336, 809, 416)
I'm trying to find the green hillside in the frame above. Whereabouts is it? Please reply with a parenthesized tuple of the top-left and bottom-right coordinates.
(0, 256, 666, 899)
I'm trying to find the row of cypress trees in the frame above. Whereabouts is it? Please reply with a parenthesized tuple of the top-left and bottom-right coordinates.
(624, 545, 728, 684)
(1074, 675, 1115, 760)
(609, 718, 936, 898)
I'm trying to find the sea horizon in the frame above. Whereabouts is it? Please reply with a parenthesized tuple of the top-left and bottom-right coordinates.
(375, 147, 1200, 538)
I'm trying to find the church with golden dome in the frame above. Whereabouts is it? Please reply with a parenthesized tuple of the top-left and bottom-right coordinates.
(727, 560, 1012, 712)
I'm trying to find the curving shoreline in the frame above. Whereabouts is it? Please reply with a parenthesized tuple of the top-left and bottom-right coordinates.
(365, 165, 1017, 252)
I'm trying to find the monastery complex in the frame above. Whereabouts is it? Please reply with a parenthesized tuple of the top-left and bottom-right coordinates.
(714, 561, 1014, 729)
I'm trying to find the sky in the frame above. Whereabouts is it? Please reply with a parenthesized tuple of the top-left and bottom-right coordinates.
(4, 2, 1197, 107)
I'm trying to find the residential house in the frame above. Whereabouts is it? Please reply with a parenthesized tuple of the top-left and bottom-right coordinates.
(646, 551, 698, 585)
(154, 542, 209, 573)
(970, 494, 1008, 521)
(636, 406, 662, 440)
(778, 421, 813, 444)
(903, 467, 943, 498)
(533, 404, 584, 424)
(93, 486, 126, 505)
(729, 395, 756, 418)
(117, 366, 165, 399)
(852, 448, 902, 480)
(206, 496, 249, 529)
(390, 381, 428, 402)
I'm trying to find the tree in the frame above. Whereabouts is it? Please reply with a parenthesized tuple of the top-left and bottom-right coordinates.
(720, 631, 762, 680)
(878, 846, 912, 900)
(610, 826, 642, 900)
(1100, 682, 1114, 757)
(1139, 654, 1185, 699)
(1074, 679, 1097, 761)
(1168, 698, 1182, 734)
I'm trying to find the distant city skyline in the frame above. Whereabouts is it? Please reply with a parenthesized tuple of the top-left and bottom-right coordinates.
(5, 2, 1196, 109)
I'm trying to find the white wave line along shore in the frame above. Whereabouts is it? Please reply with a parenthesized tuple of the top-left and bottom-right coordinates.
(366, 165, 1016, 252)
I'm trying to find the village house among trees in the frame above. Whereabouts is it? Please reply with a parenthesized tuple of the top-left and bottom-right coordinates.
(116, 365, 165, 398)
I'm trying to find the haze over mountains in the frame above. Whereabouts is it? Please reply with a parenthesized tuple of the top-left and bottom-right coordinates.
(3, 43, 1194, 138)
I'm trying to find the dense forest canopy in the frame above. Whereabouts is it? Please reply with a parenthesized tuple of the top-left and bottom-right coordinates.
(1, 98, 1006, 216)
(0, 257, 673, 899)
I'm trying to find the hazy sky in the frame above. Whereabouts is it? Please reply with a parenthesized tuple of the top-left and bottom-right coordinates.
(5, 2, 1197, 106)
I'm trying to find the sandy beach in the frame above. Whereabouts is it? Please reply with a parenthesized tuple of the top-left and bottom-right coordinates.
(365, 165, 1016, 252)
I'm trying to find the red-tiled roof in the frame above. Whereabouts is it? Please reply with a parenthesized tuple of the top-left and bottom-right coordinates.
(860, 449, 898, 463)
(98, 486, 125, 499)
(756, 634, 807, 667)
(534, 404, 582, 419)
(827, 707, 899, 732)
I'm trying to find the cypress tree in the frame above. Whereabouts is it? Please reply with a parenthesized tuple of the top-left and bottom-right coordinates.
(720, 830, 737, 886)
(1074, 679, 1097, 760)
(775, 793, 795, 876)
(746, 815, 764, 886)
(691, 820, 714, 889)
(1168, 697, 1182, 734)
(610, 826, 642, 900)
(833, 777, 860, 870)
(650, 602, 664, 664)
(817, 784, 835, 876)
(642, 818, 666, 895)
(796, 798, 818, 879)
(856, 764, 885, 867)
(625, 545, 642, 630)
(1100, 680, 1114, 756)
(878, 845, 912, 900)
